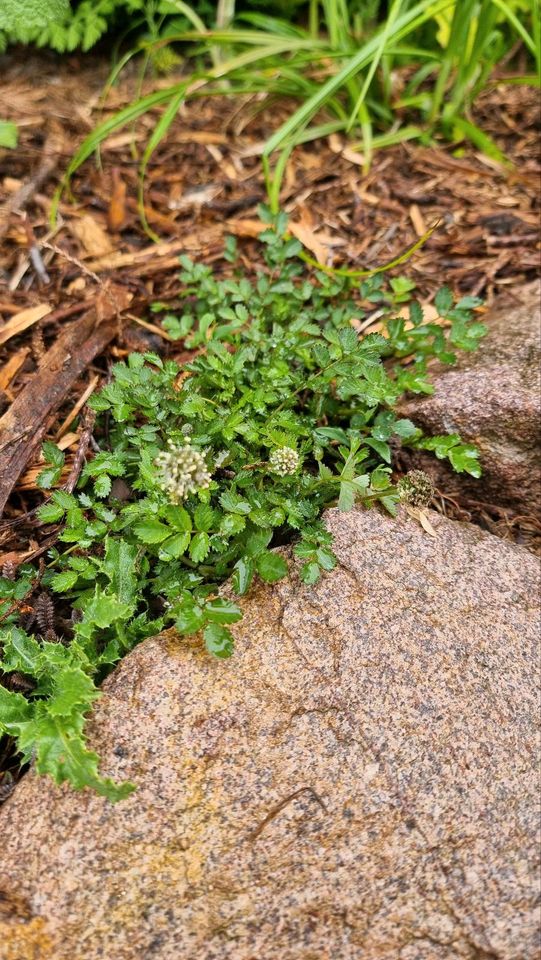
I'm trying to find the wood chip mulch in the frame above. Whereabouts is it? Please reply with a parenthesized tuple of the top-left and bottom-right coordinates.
(0, 51, 539, 555)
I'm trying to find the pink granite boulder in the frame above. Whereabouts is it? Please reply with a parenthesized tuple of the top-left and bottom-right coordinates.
(0, 508, 539, 960)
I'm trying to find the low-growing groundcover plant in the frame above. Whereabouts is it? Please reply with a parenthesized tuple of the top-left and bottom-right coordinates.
(0, 214, 485, 801)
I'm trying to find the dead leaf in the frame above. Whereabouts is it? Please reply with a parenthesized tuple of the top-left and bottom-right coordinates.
(177, 130, 227, 145)
(168, 183, 222, 211)
(0, 347, 29, 390)
(409, 203, 427, 237)
(69, 215, 114, 257)
(57, 431, 80, 452)
(87, 237, 194, 271)
(0, 303, 51, 347)
(342, 146, 366, 166)
(107, 168, 127, 233)
(407, 506, 439, 537)
(55, 376, 99, 440)
(290, 212, 343, 265)
(2, 177, 22, 193)
(66, 277, 86, 295)
(328, 133, 344, 154)
(225, 218, 264, 239)
(94, 284, 133, 325)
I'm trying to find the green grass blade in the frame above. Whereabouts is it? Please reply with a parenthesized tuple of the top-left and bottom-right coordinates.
(297, 218, 442, 277)
(346, 0, 403, 132)
(350, 124, 424, 150)
(138, 86, 188, 240)
(264, 0, 452, 158)
(451, 116, 511, 166)
(490, 0, 537, 59)
(161, 0, 208, 33)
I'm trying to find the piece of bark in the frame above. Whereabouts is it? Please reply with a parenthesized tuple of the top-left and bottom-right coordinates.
(0, 284, 132, 517)
(0, 134, 61, 241)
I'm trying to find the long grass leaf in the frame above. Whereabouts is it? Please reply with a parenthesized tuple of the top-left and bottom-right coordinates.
(138, 86, 188, 240)
(297, 219, 442, 277)
(451, 116, 511, 166)
(264, 0, 452, 157)
(346, 0, 403, 132)
(490, 0, 537, 58)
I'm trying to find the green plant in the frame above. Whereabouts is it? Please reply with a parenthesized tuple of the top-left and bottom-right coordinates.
(0, 212, 485, 800)
(0, 0, 69, 32)
(0, 120, 18, 148)
(49, 0, 539, 216)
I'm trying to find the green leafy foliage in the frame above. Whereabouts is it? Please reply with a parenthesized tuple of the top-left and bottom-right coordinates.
(0, 0, 69, 31)
(36, 441, 66, 489)
(0, 213, 484, 799)
(37, 0, 538, 216)
(0, 120, 18, 149)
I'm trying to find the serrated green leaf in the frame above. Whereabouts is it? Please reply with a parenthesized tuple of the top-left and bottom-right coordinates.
(159, 532, 191, 559)
(26, 711, 133, 802)
(76, 589, 133, 636)
(51, 569, 79, 592)
(47, 666, 100, 718)
(189, 532, 210, 562)
(245, 530, 272, 557)
(37, 501, 65, 523)
(434, 286, 453, 315)
(36, 465, 63, 490)
(0, 121, 18, 149)
(175, 604, 205, 635)
(41, 440, 65, 467)
(161, 505, 192, 532)
(102, 539, 138, 604)
(449, 445, 482, 477)
(338, 480, 356, 511)
(205, 598, 242, 625)
(194, 503, 216, 532)
(0, 0, 69, 30)
(232, 557, 254, 595)
(204, 623, 234, 659)
(393, 418, 419, 440)
(256, 552, 288, 583)
(300, 561, 321, 585)
(219, 490, 251, 515)
(316, 548, 337, 571)
(0, 684, 33, 727)
(365, 438, 391, 463)
(0, 627, 41, 674)
(133, 518, 171, 544)
(94, 475, 112, 498)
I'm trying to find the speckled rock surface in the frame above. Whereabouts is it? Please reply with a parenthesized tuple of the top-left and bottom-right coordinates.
(0, 508, 539, 960)
(401, 281, 541, 515)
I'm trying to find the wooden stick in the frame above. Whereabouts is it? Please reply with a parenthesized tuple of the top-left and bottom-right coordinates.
(0, 284, 132, 517)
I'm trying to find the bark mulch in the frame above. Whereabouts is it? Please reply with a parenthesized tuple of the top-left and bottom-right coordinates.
(0, 50, 539, 797)
(0, 51, 539, 556)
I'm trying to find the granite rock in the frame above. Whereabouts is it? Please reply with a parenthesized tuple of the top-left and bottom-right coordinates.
(401, 281, 541, 515)
(0, 508, 539, 960)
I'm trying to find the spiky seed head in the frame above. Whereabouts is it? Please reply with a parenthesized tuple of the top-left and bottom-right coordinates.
(269, 446, 300, 476)
(397, 469, 434, 507)
(154, 438, 212, 503)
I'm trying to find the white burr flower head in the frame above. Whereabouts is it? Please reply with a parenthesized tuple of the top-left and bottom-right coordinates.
(154, 438, 212, 502)
(269, 446, 300, 476)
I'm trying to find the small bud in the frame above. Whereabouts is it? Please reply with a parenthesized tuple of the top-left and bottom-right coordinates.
(397, 469, 434, 507)
(269, 446, 300, 477)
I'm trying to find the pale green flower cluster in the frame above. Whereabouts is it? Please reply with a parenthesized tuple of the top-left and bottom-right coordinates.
(154, 438, 212, 502)
(269, 446, 300, 476)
